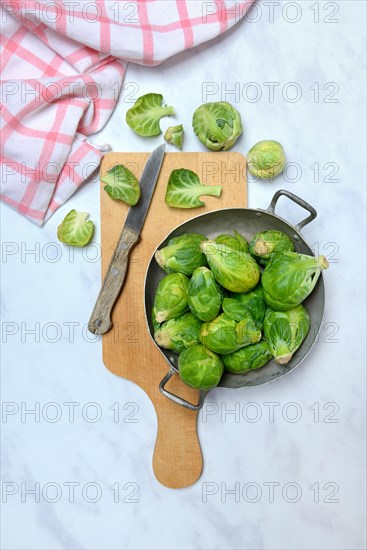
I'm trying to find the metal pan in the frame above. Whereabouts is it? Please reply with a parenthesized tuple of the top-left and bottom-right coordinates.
(144, 190, 325, 410)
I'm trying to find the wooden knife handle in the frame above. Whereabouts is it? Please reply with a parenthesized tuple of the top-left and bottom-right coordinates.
(88, 226, 140, 335)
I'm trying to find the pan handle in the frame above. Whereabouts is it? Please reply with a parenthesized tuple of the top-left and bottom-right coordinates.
(159, 368, 206, 411)
(267, 189, 317, 232)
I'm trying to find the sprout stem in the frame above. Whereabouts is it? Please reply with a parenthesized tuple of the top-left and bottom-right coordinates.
(274, 344, 293, 365)
(275, 353, 293, 365)
(161, 106, 175, 117)
(318, 255, 329, 270)
(201, 185, 222, 198)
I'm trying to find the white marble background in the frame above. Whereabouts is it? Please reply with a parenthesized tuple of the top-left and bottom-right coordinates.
(1, 1, 366, 549)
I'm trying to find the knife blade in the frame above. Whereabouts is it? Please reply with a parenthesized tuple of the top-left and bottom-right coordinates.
(88, 144, 166, 335)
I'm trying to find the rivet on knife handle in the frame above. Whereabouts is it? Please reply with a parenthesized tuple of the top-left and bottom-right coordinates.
(88, 226, 140, 335)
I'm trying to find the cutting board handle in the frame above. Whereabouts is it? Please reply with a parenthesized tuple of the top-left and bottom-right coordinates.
(152, 382, 203, 488)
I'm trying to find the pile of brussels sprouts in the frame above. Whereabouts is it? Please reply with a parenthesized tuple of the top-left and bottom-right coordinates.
(152, 230, 329, 391)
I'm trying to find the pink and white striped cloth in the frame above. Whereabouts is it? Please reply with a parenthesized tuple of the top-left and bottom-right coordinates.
(0, 0, 255, 226)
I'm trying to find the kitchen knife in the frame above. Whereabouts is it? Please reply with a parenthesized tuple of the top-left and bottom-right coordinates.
(88, 143, 166, 335)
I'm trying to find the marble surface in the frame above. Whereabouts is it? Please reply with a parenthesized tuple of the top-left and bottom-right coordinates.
(1, 1, 366, 549)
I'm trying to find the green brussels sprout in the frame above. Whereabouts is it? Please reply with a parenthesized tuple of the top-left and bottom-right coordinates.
(153, 273, 190, 323)
(57, 210, 94, 247)
(165, 169, 222, 209)
(227, 284, 266, 329)
(215, 230, 249, 253)
(222, 298, 249, 322)
(222, 285, 265, 329)
(222, 341, 272, 374)
(200, 313, 261, 355)
(200, 241, 260, 293)
(154, 312, 202, 354)
(192, 101, 243, 151)
(178, 344, 223, 390)
(164, 124, 184, 149)
(188, 267, 223, 322)
(263, 305, 310, 364)
(126, 93, 175, 137)
(155, 233, 208, 276)
(249, 230, 294, 265)
(101, 164, 141, 206)
(247, 140, 286, 179)
(151, 308, 161, 332)
(262, 252, 329, 310)
(233, 230, 249, 253)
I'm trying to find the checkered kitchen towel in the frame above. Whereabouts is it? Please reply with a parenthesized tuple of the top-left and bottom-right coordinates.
(0, 0, 255, 226)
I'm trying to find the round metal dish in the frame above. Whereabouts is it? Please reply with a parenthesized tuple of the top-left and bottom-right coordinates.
(144, 190, 325, 410)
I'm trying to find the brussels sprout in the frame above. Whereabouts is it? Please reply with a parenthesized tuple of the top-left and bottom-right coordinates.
(164, 124, 184, 149)
(155, 233, 208, 276)
(101, 164, 141, 206)
(222, 288, 265, 329)
(57, 210, 94, 247)
(151, 308, 161, 332)
(215, 230, 249, 253)
(153, 273, 189, 323)
(154, 312, 202, 354)
(227, 284, 266, 328)
(200, 313, 261, 355)
(126, 93, 175, 137)
(233, 230, 249, 253)
(178, 344, 223, 390)
(192, 101, 243, 151)
(222, 341, 272, 374)
(262, 252, 329, 310)
(249, 230, 294, 265)
(222, 298, 249, 322)
(188, 267, 223, 322)
(165, 169, 222, 209)
(200, 241, 260, 293)
(247, 140, 286, 179)
(263, 305, 310, 364)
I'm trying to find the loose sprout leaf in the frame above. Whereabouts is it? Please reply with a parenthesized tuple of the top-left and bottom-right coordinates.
(126, 93, 175, 137)
(57, 210, 94, 247)
(164, 124, 184, 149)
(165, 168, 222, 209)
(101, 164, 141, 205)
(192, 101, 243, 151)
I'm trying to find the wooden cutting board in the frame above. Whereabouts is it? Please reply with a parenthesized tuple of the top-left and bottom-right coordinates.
(100, 151, 247, 488)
